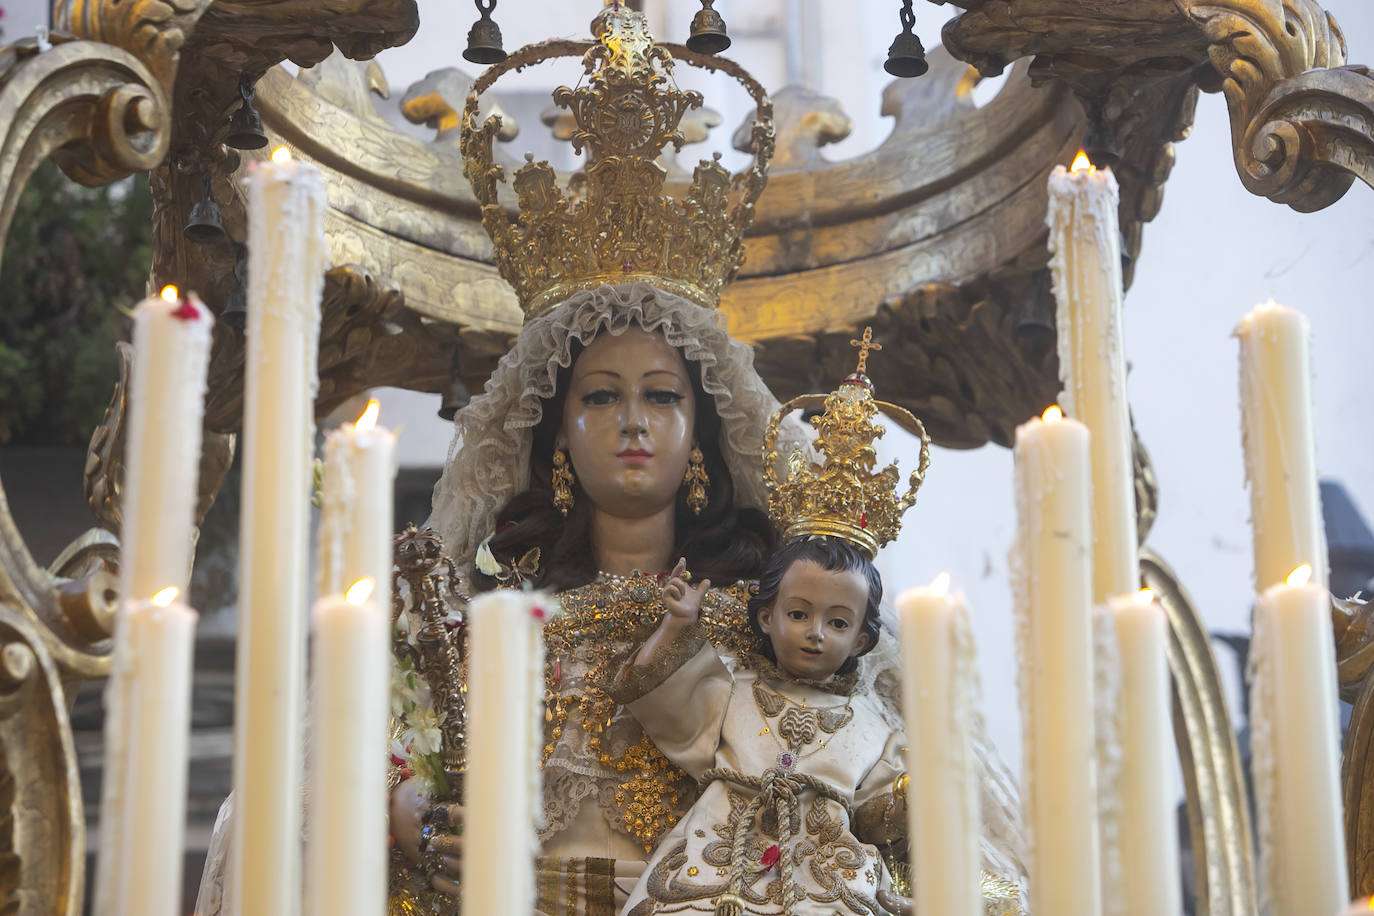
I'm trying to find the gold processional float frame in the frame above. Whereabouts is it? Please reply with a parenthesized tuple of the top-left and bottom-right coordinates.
(0, 0, 1372, 912)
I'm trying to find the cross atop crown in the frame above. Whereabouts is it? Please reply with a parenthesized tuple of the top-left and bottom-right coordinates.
(850, 327, 882, 375)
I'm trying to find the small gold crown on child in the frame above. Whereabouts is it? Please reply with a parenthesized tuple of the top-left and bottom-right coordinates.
(763, 328, 932, 558)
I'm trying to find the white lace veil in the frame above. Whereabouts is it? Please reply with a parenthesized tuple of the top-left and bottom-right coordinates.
(428, 282, 807, 566)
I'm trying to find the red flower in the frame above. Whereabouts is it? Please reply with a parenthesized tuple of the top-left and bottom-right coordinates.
(759, 844, 780, 870)
(390, 753, 406, 767)
(531, 605, 547, 621)
(170, 300, 200, 321)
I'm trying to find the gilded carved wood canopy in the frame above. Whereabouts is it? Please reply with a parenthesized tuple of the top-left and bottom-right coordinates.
(114, 0, 1373, 451)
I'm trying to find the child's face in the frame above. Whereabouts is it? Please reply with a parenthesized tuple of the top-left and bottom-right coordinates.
(757, 560, 872, 680)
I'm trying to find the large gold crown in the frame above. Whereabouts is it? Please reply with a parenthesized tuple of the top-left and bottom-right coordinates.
(460, 7, 775, 319)
(764, 330, 932, 558)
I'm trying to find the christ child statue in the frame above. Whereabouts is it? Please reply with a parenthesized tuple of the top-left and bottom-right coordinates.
(615, 538, 909, 916)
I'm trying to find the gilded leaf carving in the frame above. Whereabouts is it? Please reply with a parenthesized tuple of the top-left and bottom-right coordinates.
(1176, 0, 1373, 207)
(55, 0, 211, 91)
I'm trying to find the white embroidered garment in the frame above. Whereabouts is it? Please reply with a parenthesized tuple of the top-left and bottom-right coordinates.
(620, 641, 905, 916)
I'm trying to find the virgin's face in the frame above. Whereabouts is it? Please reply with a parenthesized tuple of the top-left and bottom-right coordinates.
(560, 328, 697, 518)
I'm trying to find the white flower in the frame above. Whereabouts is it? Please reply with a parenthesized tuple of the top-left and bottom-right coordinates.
(475, 537, 501, 576)
(390, 666, 412, 718)
(404, 705, 443, 756)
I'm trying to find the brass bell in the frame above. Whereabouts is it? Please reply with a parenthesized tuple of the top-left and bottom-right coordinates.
(438, 350, 470, 420)
(184, 174, 225, 245)
(1015, 269, 1056, 346)
(884, 1, 928, 78)
(226, 101, 267, 150)
(1082, 110, 1121, 171)
(463, 0, 507, 65)
(221, 245, 248, 329)
(226, 76, 269, 150)
(438, 376, 471, 421)
(685, 0, 731, 55)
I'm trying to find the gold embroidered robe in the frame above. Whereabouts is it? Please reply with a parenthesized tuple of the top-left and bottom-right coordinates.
(619, 641, 905, 916)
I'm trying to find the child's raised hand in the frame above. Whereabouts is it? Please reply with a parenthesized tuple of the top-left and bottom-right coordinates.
(662, 557, 710, 623)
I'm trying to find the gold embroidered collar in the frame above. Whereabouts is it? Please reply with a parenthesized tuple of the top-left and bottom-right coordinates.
(744, 651, 861, 697)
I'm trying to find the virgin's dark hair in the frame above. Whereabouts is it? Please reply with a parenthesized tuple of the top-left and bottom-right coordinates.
(473, 333, 776, 593)
(746, 536, 883, 677)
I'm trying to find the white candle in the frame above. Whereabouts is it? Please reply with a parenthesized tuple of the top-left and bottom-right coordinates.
(1047, 153, 1139, 603)
(105, 591, 198, 916)
(1251, 564, 1348, 915)
(231, 146, 329, 915)
(96, 288, 211, 916)
(317, 399, 397, 599)
(1235, 301, 1327, 590)
(1012, 405, 1101, 916)
(117, 287, 214, 601)
(304, 399, 395, 916)
(462, 590, 547, 916)
(897, 573, 982, 916)
(305, 579, 390, 916)
(1108, 589, 1182, 916)
(1337, 896, 1374, 916)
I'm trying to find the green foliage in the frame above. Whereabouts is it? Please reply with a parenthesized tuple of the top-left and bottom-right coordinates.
(0, 160, 153, 445)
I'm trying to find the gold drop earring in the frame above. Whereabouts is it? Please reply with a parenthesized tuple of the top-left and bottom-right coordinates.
(683, 445, 709, 515)
(552, 447, 575, 516)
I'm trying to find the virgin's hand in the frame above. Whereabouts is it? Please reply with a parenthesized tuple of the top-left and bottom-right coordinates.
(428, 831, 464, 895)
(390, 777, 465, 895)
(875, 888, 913, 915)
(390, 777, 428, 863)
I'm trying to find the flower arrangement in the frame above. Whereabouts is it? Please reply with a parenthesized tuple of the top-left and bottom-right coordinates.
(390, 644, 451, 797)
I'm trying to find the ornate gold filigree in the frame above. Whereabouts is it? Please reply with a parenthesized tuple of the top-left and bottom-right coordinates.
(611, 734, 686, 853)
(460, 6, 774, 317)
(392, 526, 469, 783)
(764, 330, 931, 558)
(547, 574, 754, 853)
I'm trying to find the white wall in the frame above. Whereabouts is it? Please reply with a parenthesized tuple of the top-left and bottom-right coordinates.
(4, 0, 51, 37)
(370, 0, 1374, 772)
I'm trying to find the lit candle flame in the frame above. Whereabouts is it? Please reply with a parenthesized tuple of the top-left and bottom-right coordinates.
(1286, 564, 1313, 587)
(271, 146, 292, 164)
(1070, 150, 1094, 174)
(1042, 405, 1064, 423)
(345, 577, 375, 605)
(1133, 587, 1155, 606)
(930, 571, 952, 596)
(151, 586, 179, 607)
(160, 285, 179, 303)
(355, 398, 381, 432)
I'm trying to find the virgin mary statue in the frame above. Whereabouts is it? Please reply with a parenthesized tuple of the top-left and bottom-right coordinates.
(196, 8, 1027, 915)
